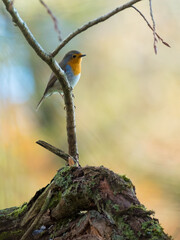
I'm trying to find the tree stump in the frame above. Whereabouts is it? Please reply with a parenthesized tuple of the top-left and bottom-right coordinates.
(0, 166, 171, 240)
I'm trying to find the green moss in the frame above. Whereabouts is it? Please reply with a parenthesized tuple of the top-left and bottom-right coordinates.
(111, 233, 124, 240)
(0, 207, 18, 219)
(111, 174, 134, 195)
(113, 204, 120, 211)
(0, 230, 22, 240)
(121, 175, 134, 189)
(76, 214, 87, 227)
(48, 191, 62, 209)
(121, 175, 130, 183)
(111, 204, 162, 240)
(8, 203, 27, 218)
(83, 178, 97, 196)
(54, 166, 74, 189)
(126, 204, 154, 217)
(50, 215, 78, 239)
(117, 217, 137, 240)
(0, 231, 9, 240)
(138, 219, 172, 240)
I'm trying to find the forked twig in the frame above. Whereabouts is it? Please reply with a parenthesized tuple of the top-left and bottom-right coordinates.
(3, 0, 169, 167)
(132, 6, 170, 49)
(51, 0, 143, 57)
(40, 0, 62, 41)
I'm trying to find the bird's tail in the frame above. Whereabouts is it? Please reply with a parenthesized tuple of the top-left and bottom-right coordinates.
(36, 95, 45, 111)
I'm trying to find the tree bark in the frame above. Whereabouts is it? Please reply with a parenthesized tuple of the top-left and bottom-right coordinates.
(0, 166, 171, 240)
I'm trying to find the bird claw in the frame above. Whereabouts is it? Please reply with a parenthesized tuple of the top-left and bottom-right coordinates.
(60, 93, 64, 98)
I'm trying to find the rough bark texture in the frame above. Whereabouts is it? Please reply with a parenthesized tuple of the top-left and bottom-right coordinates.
(0, 166, 172, 240)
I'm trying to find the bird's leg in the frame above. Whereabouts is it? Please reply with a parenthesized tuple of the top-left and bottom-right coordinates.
(61, 89, 75, 109)
(69, 87, 75, 98)
(58, 92, 66, 110)
(60, 92, 64, 99)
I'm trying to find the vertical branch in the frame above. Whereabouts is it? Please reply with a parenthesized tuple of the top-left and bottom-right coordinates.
(149, 0, 157, 54)
(64, 92, 79, 161)
(48, 60, 79, 164)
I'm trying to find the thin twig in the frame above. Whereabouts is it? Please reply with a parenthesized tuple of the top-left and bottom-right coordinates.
(51, 0, 144, 57)
(149, 0, 157, 54)
(36, 140, 73, 163)
(132, 6, 170, 48)
(40, 0, 62, 42)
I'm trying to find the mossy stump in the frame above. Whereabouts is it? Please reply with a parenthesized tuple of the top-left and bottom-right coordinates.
(0, 166, 172, 240)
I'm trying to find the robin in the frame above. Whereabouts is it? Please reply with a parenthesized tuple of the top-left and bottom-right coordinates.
(36, 50, 86, 110)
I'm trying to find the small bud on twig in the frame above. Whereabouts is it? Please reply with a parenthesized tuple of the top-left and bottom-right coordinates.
(8, 0, 14, 11)
(132, 5, 170, 53)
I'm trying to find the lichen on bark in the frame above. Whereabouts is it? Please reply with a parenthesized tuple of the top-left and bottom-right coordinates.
(0, 166, 172, 240)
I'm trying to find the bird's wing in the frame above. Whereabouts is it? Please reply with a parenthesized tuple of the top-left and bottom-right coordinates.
(43, 60, 66, 96)
(43, 74, 57, 96)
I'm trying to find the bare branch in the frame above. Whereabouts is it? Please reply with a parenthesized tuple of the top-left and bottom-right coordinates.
(51, 0, 144, 57)
(149, 0, 157, 54)
(2, 0, 79, 163)
(132, 6, 170, 48)
(3, 0, 50, 62)
(36, 140, 73, 163)
(40, 0, 62, 42)
(4, 0, 162, 166)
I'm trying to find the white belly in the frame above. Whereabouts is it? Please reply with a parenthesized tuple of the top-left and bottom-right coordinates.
(70, 74, 81, 88)
(46, 72, 81, 97)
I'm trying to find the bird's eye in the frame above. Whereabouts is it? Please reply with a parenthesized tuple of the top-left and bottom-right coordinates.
(72, 55, 76, 58)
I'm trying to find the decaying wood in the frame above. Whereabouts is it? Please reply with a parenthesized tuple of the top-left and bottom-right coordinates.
(0, 166, 171, 240)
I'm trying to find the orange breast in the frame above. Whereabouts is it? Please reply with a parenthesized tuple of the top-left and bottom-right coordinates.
(68, 58, 82, 76)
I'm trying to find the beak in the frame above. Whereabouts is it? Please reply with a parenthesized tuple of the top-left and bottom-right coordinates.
(79, 54, 86, 58)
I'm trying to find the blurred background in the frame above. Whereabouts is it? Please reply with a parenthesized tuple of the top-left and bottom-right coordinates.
(0, 0, 179, 238)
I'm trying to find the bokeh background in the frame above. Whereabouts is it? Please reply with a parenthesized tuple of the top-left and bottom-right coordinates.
(0, 0, 179, 238)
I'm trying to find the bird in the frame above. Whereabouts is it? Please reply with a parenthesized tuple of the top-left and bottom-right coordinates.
(36, 50, 86, 110)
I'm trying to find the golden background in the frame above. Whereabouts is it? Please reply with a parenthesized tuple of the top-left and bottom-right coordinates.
(0, 0, 179, 238)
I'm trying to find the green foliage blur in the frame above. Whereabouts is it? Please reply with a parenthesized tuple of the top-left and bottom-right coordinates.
(0, 0, 180, 238)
